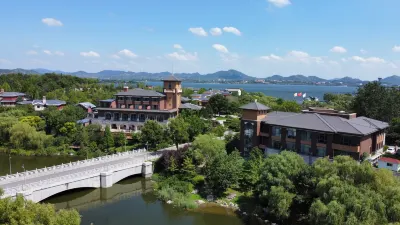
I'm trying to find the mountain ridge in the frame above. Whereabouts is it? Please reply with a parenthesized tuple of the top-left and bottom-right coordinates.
(0, 68, 397, 85)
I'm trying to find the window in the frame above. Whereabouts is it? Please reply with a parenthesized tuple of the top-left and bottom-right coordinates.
(387, 163, 393, 167)
(114, 113, 120, 121)
(135, 105, 140, 109)
(317, 147, 326, 157)
(287, 128, 296, 139)
(301, 131, 311, 141)
(318, 133, 327, 144)
(143, 98, 150, 101)
(105, 113, 112, 120)
(301, 144, 310, 155)
(131, 114, 137, 121)
(152, 105, 158, 110)
(122, 114, 128, 121)
(136, 97, 142, 101)
(286, 142, 296, 151)
(273, 140, 282, 149)
(272, 126, 281, 136)
(168, 82, 172, 89)
(139, 114, 146, 122)
(341, 136, 353, 146)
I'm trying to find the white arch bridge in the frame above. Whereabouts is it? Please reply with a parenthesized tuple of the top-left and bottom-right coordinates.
(0, 147, 170, 203)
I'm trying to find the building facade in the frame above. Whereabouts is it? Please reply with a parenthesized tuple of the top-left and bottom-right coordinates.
(19, 96, 66, 111)
(0, 89, 26, 106)
(239, 101, 388, 162)
(92, 75, 182, 132)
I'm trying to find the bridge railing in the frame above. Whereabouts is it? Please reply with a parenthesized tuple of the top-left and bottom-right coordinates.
(0, 148, 148, 184)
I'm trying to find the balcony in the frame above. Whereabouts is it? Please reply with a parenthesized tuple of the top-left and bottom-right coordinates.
(332, 143, 360, 153)
(164, 89, 175, 93)
(260, 132, 269, 137)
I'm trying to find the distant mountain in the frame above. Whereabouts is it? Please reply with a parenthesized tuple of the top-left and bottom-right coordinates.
(265, 74, 327, 83)
(201, 69, 254, 80)
(381, 75, 400, 85)
(330, 76, 363, 84)
(0, 68, 38, 75)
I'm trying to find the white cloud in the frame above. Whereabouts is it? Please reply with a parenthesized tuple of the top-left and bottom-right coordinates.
(43, 50, 52, 55)
(360, 49, 367, 54)
(26, 50, 38, 55)
(351, 56, 385, 63)
(118, 49, 137, 58)
(41, 18, 63, 27)
(392, 45, 400, 52)
(54, 51, 64, 56)
(329, 60, 340, 66)
(173, 44, 183, 49)
(188, 27, 208, 36)
(268, 0, 291, 8)
(80, 51, 100, 57)
(167, 52, 198, 61)
(0, 59, 11, 64)
(212, 44, 229, 53)
(210, 27, 222, 36)
(111, 54, 121, 59)
(260, 54, 282, 61)
(222, 27, 242, 36)
(330, 46, 347, 53)
(288, 50, 310, 58)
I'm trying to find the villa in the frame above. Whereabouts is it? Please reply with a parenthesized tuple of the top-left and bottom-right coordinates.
(0, 89, 26, 106)
(239, 101, 388, 162)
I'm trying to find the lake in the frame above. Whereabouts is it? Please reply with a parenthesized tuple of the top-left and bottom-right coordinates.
(0, 154, 256, 225)
(145, 82, 358, 100)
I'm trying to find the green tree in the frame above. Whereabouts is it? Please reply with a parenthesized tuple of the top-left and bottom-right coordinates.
(183, 115, 212, 141)
(212, 125, 226, 137)
(225, 117, 240, 132)
(197, 88, 207, 94)
(207, 94, 229, 115)
(192, 134, 226, 163)
(1, 82, 11, 91)
(168, 117, 189, 150)
(114, 132, 126, 148)
(240, 147, 264, 192)
(103, 125, 114, 151)
(19, 116, 46, 131)
(9, 122, 37, 149)
(141, 120, 164, 150)
(204, 151, 244, 196)
(180, 157, 196, 181)
(266, 186, 296, 219)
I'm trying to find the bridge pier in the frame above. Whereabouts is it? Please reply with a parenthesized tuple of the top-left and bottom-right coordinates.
(141, 162, 153, 178)
(100, 172, 113, 188)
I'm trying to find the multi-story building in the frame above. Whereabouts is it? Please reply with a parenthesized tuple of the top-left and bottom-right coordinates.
(0, 89, 26, 106)
(239, 101, 388, 162)
(92, 75, 183, 132)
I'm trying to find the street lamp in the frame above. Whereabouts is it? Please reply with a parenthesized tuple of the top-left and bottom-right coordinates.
(22, 164, 26, 191)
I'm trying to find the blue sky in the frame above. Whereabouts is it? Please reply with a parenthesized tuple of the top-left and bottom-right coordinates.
(0, 0, 399, 80)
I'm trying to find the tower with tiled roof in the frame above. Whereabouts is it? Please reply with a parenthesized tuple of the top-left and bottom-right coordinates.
(163, 75, 182, 110)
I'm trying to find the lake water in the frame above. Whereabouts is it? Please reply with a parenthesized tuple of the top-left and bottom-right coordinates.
(146, 82, 358, 100)
(0, 154, 253, 225)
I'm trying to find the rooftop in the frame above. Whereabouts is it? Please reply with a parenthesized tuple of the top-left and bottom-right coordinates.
(379, 157, 400, 164)
(0, 92, 25, 97)
(78, 102, 96, 109)
(115, 88, 165, 97)
(179, 103, 203, 110)
(96, 107, 178, 113)
(240, 101, 271, 111)
(162, 75, 181, 81)
(19, 99, 66, 106)
(263, 111, 388, 135)
(99, 99, 115, 103)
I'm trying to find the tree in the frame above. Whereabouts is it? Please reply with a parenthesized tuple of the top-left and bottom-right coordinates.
(183, 115, 212, 141)
(114, 132, 126, 148)
(207, 94, 229, 115)
(19, 116, 46, 131)
(387, 117, 400, 145)
(212, 125, 226, 137)
(192, 134, 226, 163)
(273, 100, 302, 112)
(198, 88, 207, 94)
(225, 117, 240, 132)
(204, 151, 244, 196)
(168, 117, 189, 150)
(240, 147, 264, 192)
(10, 122, 37, 149)
(266, 186, 296, 219)
(0, 190, 81, 225)
(141, 120, 164, 150)
(103, 125, 114, 151)
(1, 82, 11, 91)
(180, 157, 196, 181)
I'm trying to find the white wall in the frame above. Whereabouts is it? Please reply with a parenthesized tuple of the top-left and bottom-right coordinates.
(378, 160, 400, 171)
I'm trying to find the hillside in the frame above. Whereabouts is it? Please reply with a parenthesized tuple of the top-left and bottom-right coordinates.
(381, 75, 400, 85)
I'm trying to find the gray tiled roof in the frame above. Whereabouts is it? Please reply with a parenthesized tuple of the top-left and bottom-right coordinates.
(0, 92, 25, 97)
(78, 102, 96, 109)
(181, 97, 190, 102)
(240, 102, 271, 111)
(162, 75, 181, 81)
(100, 99, 115, 103)
(263, 112, 388, 135)
(179, 103, 202, 110)
(18, 99, 66, 106)
(115, 88, 165, 97)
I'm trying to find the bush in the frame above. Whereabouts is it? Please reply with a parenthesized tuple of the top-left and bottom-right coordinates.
(383, 145, 389, 152)
(192, 175, 205, 186)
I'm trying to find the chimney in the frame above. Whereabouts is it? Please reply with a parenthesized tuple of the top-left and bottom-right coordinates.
(123, 85, 129, 92)
(42, 96, 46, 105)
(0, 89, 4, 94)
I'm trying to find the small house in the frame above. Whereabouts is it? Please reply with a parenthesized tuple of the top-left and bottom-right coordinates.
(378, 157, 400, 172)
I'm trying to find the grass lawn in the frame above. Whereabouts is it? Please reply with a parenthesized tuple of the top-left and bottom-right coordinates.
(215, 116, 226, 121)
(189, 193, 203, 201)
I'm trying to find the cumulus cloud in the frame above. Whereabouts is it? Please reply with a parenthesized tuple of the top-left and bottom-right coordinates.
(167, 52, 198, 61)
(111, 54, 121, 59)
(54, 51, 64, 56)
(330, 46, 347, 53)
(212, 44, 229, 53)
(80, 51, 100, 57)
(222, 27, 242, 36)
(351, 56, 385, 63)
(26, 50, 38, 55)
(118, 49, 138, 58)
(393, 45, 400, 52)
(188, 27, 208, 36)
(41, 18, 63, 27)
(260, 54, 282, 61)
(43, 50, 52, 55)
(210, 27, 222, 36)
(173, 44, 183, 49)
(268, 0, 291, 8)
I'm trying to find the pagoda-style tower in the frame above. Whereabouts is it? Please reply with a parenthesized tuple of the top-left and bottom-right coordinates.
(163, 75, 182, 110)
(239, 100, 270, 156)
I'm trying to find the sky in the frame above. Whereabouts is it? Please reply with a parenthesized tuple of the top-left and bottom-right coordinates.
(0, 0, 400, 80)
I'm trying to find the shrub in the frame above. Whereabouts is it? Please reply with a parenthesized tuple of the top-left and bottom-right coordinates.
(192, 175, 205, 186)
